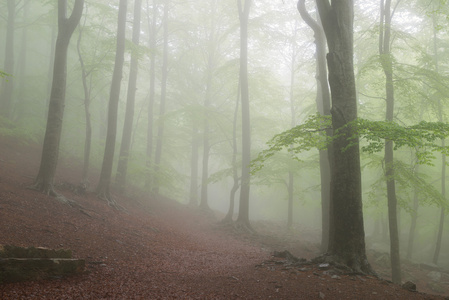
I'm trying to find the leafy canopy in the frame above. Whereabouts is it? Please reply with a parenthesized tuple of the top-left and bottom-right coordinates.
(252, 114, 449, 173)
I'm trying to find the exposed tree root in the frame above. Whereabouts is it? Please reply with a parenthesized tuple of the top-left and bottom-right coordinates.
(97, 191, 126, 212)
(28, 182, 80, 208)
(311, 253, 377, 277)
(233, 220, 257, 235)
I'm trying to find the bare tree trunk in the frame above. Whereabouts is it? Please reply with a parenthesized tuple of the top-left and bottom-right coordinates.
(189, 124, 199, 206)
(199, 0, 217, 211)
(379, 0, 401, 284)
(406, 165, 419, 260)
(153, 0, 169, 196)
(76, 12, 92, 188)
(316, 0, 372, 274)
(46, 22, 57, 116)
(145, 0, 158, 191)
(16, 0, 30, 120)
(223, 79, 241, 223)
(116, 0, 142, 193)
(1, 0, 16, 119)
(96, 0, 127, 204)
(32, 0, 84, 199)
(297, 0, 332, 252)
(235, 0, 252, 231)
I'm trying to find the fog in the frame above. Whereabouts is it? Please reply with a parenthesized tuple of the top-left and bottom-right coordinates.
(1, 0, 449, 281)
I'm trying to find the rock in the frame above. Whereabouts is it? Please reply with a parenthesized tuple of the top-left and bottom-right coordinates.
(402, 281, 416, 292)
(427, 281, 445, 294)
(319, 291, 325, 299)
(427, 271, 442, 282)
(0, 245, 85, 283)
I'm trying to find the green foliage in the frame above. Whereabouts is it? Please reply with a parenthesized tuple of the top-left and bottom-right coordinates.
(252, 114, 449, 173)
(0, 70, 11, 79)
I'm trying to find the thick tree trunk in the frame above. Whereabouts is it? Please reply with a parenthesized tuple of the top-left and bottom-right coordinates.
(153, 0, 169, 196)
(236, 0, 252, 230)
(1, 0, 15, 118)
(297, 0, 332, 252)
(145, 0, 157, 191)
(116, 0, 142, 193)
(32, 0, 84, 197)
(316, 0, 372, 274)
(406, 168, 419, 260)
(96, 0, 127, 203)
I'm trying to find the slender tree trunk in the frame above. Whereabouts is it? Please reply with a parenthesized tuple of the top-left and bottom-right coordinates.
(223, 79, 241, 223)
(96, 0, 127, 203)
(115, 0, 142, 193)
(235, 0, 252, 230)
(432, 13, 446, 265)
(46, 23, 57, 116)
(32, 0, 84, 198)
(145, 0, 157, 191)
(76, 13, 92, 187)
(316, 0, 372, 274)
(379, 0, 401, 284)
(297, 0, 332, 252)
(199, 0, 217, 211)
(189, 124, 199, 206)
(153, 0, 169, 196)
(1, 0, 16, 119)
(16, 0, 29, 119)
(406, 164, 419, 260)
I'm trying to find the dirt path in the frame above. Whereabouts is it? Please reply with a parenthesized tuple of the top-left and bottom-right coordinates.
(0, 137, 446, 299)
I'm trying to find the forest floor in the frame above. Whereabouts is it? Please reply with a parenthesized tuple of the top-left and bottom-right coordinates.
(0, 135, 448, 299)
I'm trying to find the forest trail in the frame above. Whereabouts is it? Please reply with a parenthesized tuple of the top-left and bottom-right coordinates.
(0, 136, 447, 299)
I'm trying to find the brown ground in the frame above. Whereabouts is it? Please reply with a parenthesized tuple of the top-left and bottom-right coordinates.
(0, 136, 448, 299)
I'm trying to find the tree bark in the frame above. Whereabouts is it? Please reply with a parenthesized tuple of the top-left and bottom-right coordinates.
(153, 0, 169, 196)
(432, 13, 446, 265)
(316, 0, 372, 274)
(145, 0, 158, 191)
(76, 12, 92, 188)
(1, 0, 16, 118)
(116, 0, 142, 193)
(32, 0, 84, 197)
(223, 79, 241, 223)
(297, 0, 332, 252)
(189, 124, 199, 206)
(235, 0, 252, 230)
(379, 0, 401, 284)
(96, 0, 127, 203)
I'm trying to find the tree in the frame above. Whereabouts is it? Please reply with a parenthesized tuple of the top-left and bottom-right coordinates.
(31, 0, 84, 198)
(96, 0, 127, 203)
(316, 0, 373, 273)
(153, 0, 170, 196)
(115, 0, 143, 193)
(235, 0, 252, 230)
(1, 0, 16, 119)
(298, 0, 332, 251)
(379, 0, 401, 284)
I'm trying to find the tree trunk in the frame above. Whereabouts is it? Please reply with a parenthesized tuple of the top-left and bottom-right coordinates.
(235, 0, 252, 230)
(432, 13, 446, 265)
(1, 0, 16, 119)
(189, 124, 199, 206)
(145, 0, 158, 191)
(32, 0, 84, 197)
(316, 0, 372, 274)
(153, 0, 169, 196)
(96, 0, 127, 203)
(406, 166, 419, 260)
(76, 13, 92, 188)
(297, 0, 332, 253)
(199, 1, 217, 211)
(223, 79, 241, 223)
(115, 0, 142, 193)
(46, 22, 57, 116)
(16, 0, 30, 119)
(379, 0, 401, 284)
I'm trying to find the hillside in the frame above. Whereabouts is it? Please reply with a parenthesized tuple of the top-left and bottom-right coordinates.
(0, 136, 446, 299)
